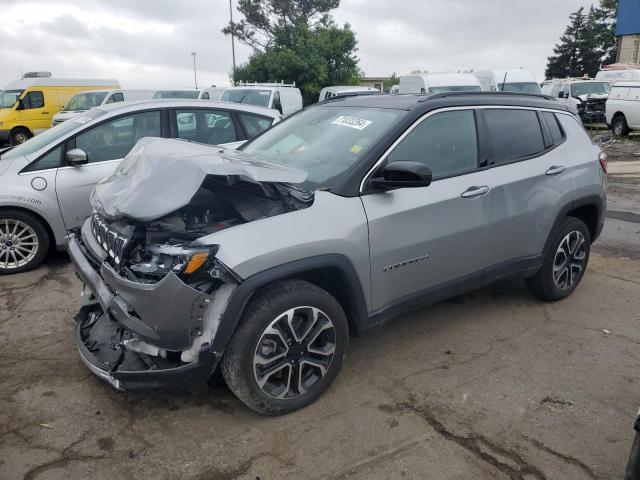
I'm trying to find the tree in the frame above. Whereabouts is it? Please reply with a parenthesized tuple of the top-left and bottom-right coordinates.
(224, 0, 362, 105)
(545, 0, 618, 80)
(546, 7, 587, 79)
(383, 73, 399, 92)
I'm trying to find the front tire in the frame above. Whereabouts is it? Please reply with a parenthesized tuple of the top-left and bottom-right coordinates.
(221, 280, 348, 415)
(612, 115, 630, 137)
(0, 210, 50, 274)
(10, 128, 31, 145)
(526, 217, 591, 301)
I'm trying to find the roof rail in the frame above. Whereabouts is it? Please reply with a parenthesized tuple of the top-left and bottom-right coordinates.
(236, 81, 297, 88)
(424, 91, 556, 102)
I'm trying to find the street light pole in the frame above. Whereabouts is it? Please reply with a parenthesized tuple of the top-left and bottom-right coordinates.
(191, 52, 198, 89)
(229, 0, 237, 84)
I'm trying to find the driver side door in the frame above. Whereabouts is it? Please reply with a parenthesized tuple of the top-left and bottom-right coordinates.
(55, 110, 162, 229)
(361, 109, 493, 312)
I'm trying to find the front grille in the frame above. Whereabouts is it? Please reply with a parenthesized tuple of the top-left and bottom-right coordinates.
(91, 215, 131, 266)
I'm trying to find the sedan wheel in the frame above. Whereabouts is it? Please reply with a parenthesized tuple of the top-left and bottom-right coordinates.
(0, 219, 39, 270)
(552, 231, 587, 291)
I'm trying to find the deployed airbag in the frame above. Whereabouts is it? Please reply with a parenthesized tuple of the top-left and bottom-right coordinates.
(91, 137, 307, 222)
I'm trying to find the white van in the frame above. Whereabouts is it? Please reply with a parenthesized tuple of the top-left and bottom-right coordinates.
(605, 82, 640, 136)
(201, 87, 227, 101)
(51, 89, 156, 125)
(473, 69, 542, 94)
(318, 86, 378, 102)
(596, 69, 640, 84)
(398, 73, 482, 94)
(221, 83, 302, 116)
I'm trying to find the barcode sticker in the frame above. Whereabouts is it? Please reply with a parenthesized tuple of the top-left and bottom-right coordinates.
(331, 116, 372, 130)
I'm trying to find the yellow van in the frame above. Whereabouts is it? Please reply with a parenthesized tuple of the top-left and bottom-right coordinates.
(0, 73, 120, 145)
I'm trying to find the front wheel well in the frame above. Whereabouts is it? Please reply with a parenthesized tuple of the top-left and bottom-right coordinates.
(291, 267, 364, 337)
(0, 206, 56, 253)
(10, 126, 32, 136)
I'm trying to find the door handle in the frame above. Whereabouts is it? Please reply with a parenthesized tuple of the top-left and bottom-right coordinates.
(41, 111, 49, 115)
(545, 165, 565, 176)
(461, 185, 490, 198)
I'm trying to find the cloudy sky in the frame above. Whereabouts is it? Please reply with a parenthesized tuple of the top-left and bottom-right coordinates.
(0, 0, 596, 89)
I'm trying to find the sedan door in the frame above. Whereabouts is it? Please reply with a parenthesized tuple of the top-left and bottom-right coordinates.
(362, 109, 494, 312)
(55, 109, 163, 229)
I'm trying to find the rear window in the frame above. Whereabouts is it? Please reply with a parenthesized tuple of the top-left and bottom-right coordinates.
(542, 112, 564, 145)
(484, 109, 545, 164)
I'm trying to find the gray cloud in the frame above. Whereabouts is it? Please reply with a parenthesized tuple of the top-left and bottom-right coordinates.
(0, 0, 595, 89)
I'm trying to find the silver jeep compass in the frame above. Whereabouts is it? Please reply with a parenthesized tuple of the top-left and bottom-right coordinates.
(69, 93, 606, 414)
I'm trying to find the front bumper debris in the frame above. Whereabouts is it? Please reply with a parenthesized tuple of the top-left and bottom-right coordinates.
(68, 222, 221, 390)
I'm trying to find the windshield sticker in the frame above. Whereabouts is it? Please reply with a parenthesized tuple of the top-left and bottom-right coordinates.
(350, 145, 363, 154)
(331, 116, 372, 130)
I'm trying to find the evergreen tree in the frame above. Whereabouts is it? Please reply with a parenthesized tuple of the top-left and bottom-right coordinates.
(593, 0, 618, 65)
(546, 7, 587, 79)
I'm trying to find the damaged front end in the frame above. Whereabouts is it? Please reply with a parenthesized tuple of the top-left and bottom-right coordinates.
(69, 138, 313, 390)
(575, 94, 608, 124)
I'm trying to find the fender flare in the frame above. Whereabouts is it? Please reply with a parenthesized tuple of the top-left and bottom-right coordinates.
(212, 254, 369, 353)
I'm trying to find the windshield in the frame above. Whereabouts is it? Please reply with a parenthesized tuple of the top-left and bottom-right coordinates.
(221, 89, 271, 107)
(1, 109, 106, 160)
(0, 89, 23, 108)
(153, 90, 200, 99)
(570, 82, 611, 97)
(499, 82, 542, 94)
(241, 106, 404, 189)
(429, 85, 482, 93)
(63, 92, 108, 111)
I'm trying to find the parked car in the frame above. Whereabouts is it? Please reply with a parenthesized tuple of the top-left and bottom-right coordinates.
(473, 69, 542, 94)
(152, 89, 205, 100)
(0, 100, 280, 273)
(318, 86, 379, 102)
(51, 89, 156, 126)
(596, 69, 640, 84)
(606, 82, 640, 136)
(542, 79, 611, 123)
(398, 73, 482, 94)
(221, 83, 303, 116)
(0, 72, 120, 145)
(68, 92, 606, 415)
(201, 87, 227, 101)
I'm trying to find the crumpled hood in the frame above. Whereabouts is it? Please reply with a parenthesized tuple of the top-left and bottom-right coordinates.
(575, 93, 608, 102)
(91, 137, 308, 222)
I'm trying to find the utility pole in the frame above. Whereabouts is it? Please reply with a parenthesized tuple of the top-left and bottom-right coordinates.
(229, 0, 237, 84)
(191, 52, 198, 89)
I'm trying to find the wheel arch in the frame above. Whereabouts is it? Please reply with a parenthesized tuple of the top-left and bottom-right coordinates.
(544, 195, 604, 254)
(0, 205, 56, 253)
(10, 125, 33, 136)
(212, 255, 369, 354)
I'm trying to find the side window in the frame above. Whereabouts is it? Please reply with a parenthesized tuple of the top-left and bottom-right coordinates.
(387, 110, 478, 179)
(22, 91, 45, 109)
(74, 110, 161, 163)
(238, 113, 274, 139)
(542, 112, 565, 145)
(561, 84, 570, 98)
(175, 109, 237, 145)
(23, 146, 62, 172)
(106, 93, 124, 104)
(484, 109, 545, 165)
(272, 91, 282, 113)
(201, 92, 210, 100)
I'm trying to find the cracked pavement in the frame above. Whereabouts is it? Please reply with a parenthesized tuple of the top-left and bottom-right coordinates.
(1, 166, 640, 479)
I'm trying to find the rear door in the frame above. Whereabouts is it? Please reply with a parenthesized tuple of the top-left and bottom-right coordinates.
(626, 86, 640, 127)
(55, 109, 163, 228)
(478, 108, 574, 273)
(362, 108, 494, 311)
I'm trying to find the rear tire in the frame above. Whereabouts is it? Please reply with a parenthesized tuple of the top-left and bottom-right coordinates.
(526, 217, 590, 301)
(221, 280, 348, 415)
(0, 210, 50, 274)
(10, 128, 31, 146)
(612, 114, 630, 137)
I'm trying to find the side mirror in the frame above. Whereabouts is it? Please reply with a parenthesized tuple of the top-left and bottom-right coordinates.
(66, 148, 88, 166)
(558, 91, 565, 99)
(369, 161, 432, 191)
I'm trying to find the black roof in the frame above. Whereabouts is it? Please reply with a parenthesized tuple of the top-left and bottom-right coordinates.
(320, 91, 573, 113)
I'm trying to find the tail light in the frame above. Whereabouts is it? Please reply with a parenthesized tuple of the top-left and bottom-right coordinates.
(598, 151, 607, 173)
